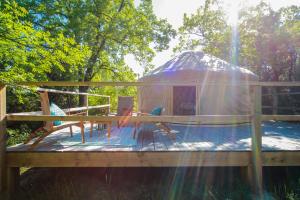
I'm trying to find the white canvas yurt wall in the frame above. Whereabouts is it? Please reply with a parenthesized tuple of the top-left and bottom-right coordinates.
(138, 51, 258, 115)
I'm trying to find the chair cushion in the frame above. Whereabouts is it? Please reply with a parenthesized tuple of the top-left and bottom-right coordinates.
(50, 103, 66, 126)
(150, 107, 163, 116)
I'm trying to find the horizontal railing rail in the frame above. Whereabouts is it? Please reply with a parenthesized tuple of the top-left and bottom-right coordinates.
(6, 114, 252, 124)
(8, 104, 111, 116)
(15, 81, 300, 87)
(6, 114, 300, 123)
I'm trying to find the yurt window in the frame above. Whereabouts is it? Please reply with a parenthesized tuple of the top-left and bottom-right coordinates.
(173, 86, 196, 115)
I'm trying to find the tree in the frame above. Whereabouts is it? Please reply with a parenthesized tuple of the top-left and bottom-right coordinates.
(239, 2, 300, 81)
(0, 1, 88, 84)
(174, 0, 231, 60)
(18, 0, 176, 105)
(0, 1, 89, 114)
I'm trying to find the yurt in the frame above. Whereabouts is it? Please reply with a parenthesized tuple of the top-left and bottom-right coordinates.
(138, 51, 258, 115)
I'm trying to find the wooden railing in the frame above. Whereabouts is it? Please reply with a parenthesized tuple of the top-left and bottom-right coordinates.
(2, 81, 300, 195)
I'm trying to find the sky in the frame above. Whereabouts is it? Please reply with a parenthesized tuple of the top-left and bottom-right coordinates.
(126, 0, 300, 76)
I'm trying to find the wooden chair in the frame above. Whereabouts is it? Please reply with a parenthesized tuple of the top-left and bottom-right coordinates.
(90, 96, 133, 138)
(24, 91, 85, 149)
(134, 107, 175, 140)
(116, 96, 134, 128)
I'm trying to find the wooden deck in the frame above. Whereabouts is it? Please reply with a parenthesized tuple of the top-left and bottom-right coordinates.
(3, 81, 300, 195)
(6, 122, 300, 167)
(8, 121, 300, 152)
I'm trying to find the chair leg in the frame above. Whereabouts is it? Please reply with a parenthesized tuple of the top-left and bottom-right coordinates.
(133, 122, 137, 139)
(133, 122, 138, 139)
(107, 122, 111, 138)
(28, 130, 51, 150)
(24, 127, 45, 144)
(80, 121, 85, 143)
(90, 121, 94, 138)
(69, 126, 73, 137)
(161, 122, 171, 132)
(97, 123, 101, 137)
(157, 123, 176, 140)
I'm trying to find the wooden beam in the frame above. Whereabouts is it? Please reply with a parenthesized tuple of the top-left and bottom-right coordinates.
(262, 115, 300, 121)
(0, 85, 6, 193)
(258, 82, 300, 87)
(16, 81, 300, 87)
(6, 168, 19, 196)
(6, 151, 300, 167)
(18, 81, 256, 87)
(249, 85, 263, 195)
(7, 105, 110, 116)
(6, 152, 250, 167)
(37, 88, 110, 97)
(6, 114, 252, 124)
(263, 151, 300, 166)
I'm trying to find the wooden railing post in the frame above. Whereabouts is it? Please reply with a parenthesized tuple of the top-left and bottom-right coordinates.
(249, 85, 263, 196)
(0, 84, 9, 200)
(0, 85, 19, 199)
(0, 85, 6, 193)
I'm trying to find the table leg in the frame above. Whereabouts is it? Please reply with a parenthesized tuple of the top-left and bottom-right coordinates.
(107, 122, 111, 138)
(90, 121, 94, 138)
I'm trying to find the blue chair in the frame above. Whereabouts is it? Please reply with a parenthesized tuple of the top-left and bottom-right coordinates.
(134, 107, 175, 140)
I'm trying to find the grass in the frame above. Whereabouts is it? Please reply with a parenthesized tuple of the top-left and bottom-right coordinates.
(10, 167, 300, 200)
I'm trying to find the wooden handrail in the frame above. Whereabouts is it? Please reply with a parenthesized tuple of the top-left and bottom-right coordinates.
(7, 104, 111, 116)
(37, 88, 110, 98)
(6, 113, 300, 123)
(6, 114, 252, 124)
(15, 81, 300, 87)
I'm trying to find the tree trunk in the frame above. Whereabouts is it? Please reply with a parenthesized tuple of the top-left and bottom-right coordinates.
(77, 0, 126, 107)
(79, 86, 88, 106)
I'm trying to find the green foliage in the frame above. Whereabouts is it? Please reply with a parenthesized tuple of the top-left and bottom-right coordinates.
(15, 0, 175, 105)
(89, 64, 138, 112)
(19, 0, 175, 81)
(174, 0, 230, 59)
(0, 1, 89, 84)
(239, 2, 300, 80)
(1, 1, 175, 144)
(7, 124, 31, 146)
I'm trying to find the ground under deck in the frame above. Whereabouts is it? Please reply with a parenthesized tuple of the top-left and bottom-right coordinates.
(6, 121, 300, 167)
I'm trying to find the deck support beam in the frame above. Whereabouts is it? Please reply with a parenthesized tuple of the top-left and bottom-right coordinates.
(249, 85, 263, 196)
(7, 167, 19, 194)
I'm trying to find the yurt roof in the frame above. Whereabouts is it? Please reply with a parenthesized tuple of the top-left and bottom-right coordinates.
(140, 51, 258, 81)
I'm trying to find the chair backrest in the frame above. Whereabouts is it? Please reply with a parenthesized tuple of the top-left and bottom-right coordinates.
(117, 96, 134, 116)
(150, 107, 163, 116)
(39, 91, 53, 130)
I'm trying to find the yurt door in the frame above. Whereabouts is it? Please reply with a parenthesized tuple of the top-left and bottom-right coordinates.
(173, 86, 196, 115)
